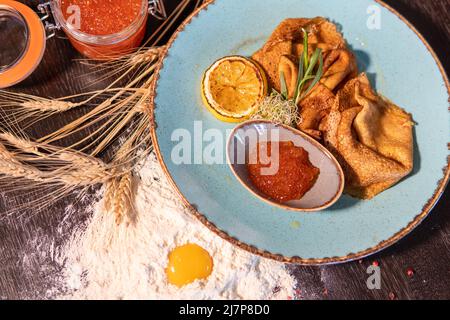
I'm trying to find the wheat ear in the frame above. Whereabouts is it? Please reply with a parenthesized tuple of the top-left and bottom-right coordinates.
(112, 173, 135, 225)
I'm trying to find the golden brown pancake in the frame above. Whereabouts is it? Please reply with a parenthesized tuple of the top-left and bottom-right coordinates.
(297, 83, 336, 140)
(252, 19, 414, 199)
(323, 73, 414, 199)
(252, 18, 356, 92)
(252, 18, 358, 139)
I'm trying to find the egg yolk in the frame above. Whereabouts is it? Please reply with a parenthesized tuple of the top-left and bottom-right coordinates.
(166, 244, 213, 287)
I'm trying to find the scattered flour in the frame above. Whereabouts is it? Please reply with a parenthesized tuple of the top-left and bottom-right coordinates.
(56, 153, 296, 300)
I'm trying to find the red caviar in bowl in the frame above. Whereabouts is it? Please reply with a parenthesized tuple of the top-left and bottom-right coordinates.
(247, 141, 320, 203)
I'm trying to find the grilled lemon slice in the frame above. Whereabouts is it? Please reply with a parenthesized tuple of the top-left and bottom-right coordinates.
(201, 56, 267, 122)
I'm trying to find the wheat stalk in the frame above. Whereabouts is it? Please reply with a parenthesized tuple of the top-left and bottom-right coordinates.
(21, 100, 77, 112)
(0, 0, 203, 220)
(0, 132, 41, 154)
(104, 178, 118, 212)
(0, 135, 116, 186)
(54, 152, 114, 186)
(112, 172, 134, 225)
(0, 143, 46, 183)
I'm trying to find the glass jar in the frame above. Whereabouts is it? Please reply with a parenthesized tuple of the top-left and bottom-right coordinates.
(0, 0, 46, 88)
(0, 0, 166, 88)
(46, 0, 150, 60)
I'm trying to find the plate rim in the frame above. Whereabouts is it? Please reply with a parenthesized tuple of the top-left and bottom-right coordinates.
(150, 0, 450, 265)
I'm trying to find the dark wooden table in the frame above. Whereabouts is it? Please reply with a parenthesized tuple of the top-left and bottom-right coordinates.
(0, 0, 449, 300)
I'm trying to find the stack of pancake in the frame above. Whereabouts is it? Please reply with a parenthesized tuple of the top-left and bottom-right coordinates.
(252, 18, 414, 199)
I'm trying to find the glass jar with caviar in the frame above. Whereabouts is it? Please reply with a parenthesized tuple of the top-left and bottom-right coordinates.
(49, 0, 152, 59)
(0, 0, 166, 88)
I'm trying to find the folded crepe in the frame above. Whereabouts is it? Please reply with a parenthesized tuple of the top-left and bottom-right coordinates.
(322, 73, 414, 199)
(252, 18, 358, 139)
(253, 19, 414, 199)
(253, 17, 349, 89)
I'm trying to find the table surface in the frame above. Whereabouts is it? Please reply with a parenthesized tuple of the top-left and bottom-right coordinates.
(0, 0, 449, 300)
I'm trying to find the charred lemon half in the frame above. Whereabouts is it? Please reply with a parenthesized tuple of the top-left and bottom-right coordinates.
(201, 56, 267, 123)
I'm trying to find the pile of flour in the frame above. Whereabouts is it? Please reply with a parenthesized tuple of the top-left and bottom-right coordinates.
(56, 153, 296, 299)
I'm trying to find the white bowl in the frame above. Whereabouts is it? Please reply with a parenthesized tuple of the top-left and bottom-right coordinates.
(227, 120, 345, 212)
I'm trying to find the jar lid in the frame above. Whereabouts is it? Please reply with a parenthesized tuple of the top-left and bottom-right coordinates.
(0, 0, 46, 88)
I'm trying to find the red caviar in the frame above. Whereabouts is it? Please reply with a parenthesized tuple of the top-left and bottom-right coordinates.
(61, 0, 142, 35)
(59, 0, 146, 59)
(247, 141, 320, 203)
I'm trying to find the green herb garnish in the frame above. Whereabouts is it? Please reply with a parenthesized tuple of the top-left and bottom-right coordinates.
(294, 28, 323, 104)
(275, 28, 324, 104)
(252, 93, 301, 127)
(252, 28, 324, 127)
(279, 70, 289, 100)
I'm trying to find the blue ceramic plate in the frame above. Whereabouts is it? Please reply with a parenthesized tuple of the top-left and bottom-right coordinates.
(152, 0, 449, 264)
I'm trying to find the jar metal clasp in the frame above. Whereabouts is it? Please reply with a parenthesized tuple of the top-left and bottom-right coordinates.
(37, 1, 60, 39)
(149, 0, 167, 20)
